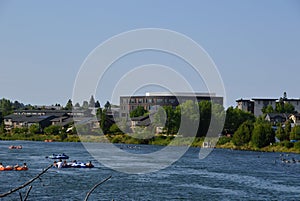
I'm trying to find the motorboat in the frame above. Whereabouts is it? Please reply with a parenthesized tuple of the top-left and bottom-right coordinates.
(46, 153, 69, 159)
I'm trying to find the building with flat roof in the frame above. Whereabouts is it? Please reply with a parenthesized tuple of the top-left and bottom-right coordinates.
(236, 97, 300, 117)
(120, 92, 223, 118)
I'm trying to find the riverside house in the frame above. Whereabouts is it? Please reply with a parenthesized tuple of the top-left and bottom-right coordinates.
(3, 110, 86, 132)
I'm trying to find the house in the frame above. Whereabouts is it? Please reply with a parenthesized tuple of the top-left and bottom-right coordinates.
(130, 115, 151, 128)
(3, 109, 91, 131)
(4, 114, 54, 131)
(265, 113, 288, 125)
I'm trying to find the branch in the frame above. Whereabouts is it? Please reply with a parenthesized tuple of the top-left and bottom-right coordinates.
(24, 186, 33, 201)
(0, 164, 53, 198)
(84, 175, 112, 201)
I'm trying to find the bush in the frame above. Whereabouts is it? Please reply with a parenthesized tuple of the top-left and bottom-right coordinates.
(293, 141, 300, 150)
(217, 136, 231, 145)
(283, 141, 294, 149)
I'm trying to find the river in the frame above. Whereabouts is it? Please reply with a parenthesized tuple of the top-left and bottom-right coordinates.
(0, 141, 300, 201)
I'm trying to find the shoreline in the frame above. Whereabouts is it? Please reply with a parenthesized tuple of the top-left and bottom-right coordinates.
(1, 134, 299, 154)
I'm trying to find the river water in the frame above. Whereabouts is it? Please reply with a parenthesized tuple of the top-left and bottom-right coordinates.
(0, 140, 300, 201)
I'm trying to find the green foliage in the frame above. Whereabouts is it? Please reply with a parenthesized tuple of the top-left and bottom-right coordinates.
(65, 99, 73, 110)
(224, 107, 255, 134)
(275, 124, 288, 141)
(283, 141, 294, 148)
(0, 98, 13, 116)
(251, 121, 274, 148)
(177, 100, 199, 137)
(290, 125, 300, 140)
(12, 127, 28, 134)
(232, 121, 254, 146)
(262, 105, 274, 114)
(294, 141, 300, 150)
(217, 136, 231, 145)
(109, 124, 123, 134)
(29, 124, 40, 134)
(275, 98, 295, 113)
(130, 106, 148, 118)
(44, 125, 60, 135)
(153, 106, 180, 134)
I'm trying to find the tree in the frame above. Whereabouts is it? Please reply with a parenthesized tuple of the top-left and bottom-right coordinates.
(251, 121, 274, 148)
(262, 105, 274, 114)
(232, 121, 254, 146)
(284, 103, 295, 114)
(89, 95, 96, 107)
(275, 124, 286, 141)
(29, 124, 40, 134)
(104, 101, 111, 110)
(284, 121, 292, 140)
(223, 107, 255, 134)
(44, 125, 60, 135)
(65, 99, 73, 110)
(177, 100, 199, 137)
(95, 101, 100, 108)
(290, 125, 300, 140)
(130, 106, 148, 118)
(0, 98, 13, 116)
(82, 101, 89, 109)
(109, 124, 123, 134)
(74, 102, 80, 108)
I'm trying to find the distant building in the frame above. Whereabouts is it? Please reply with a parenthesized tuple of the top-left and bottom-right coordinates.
(3, 109, 90, 131)
(120, 92, 223, 118)
(236, 97, 300, 117)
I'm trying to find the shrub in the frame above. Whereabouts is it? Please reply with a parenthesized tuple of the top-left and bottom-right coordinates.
(284, 141, 294, 149)
(293, 141, 300, 150)
(217, 136, 231, 145)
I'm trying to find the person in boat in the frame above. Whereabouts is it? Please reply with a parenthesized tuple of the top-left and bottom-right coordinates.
(85, 161, 93, 167)
(53, 161, 57, 168)
(62, 160, 69, 168)
(22, 163, 27, 168)
(0, 163, 4, 168)
(56, 159, 63, 168)
(14, 164, 20, 170)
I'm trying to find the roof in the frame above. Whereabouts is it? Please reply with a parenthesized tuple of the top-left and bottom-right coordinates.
(251, 98, 278, 101)
(131, 115, 149, 121)
(265, 113, 288, 119)
(4, 114, 53, 123)
(236, 98, 251, 102)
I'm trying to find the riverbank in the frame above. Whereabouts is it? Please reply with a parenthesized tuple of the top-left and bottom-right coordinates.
(1, 133, 299, 154)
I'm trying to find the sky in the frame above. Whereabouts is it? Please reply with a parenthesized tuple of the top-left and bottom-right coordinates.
(0, 0, 300, 108)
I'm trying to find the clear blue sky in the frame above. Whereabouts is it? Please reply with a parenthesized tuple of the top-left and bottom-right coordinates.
(0, 0, 300, 108)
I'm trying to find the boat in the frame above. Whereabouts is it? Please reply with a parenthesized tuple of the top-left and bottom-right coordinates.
(9, 145, 22, 149)
(69, 162, 94, 168)
(46, 153, 69, 159)
(54, 161, 94, 168)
